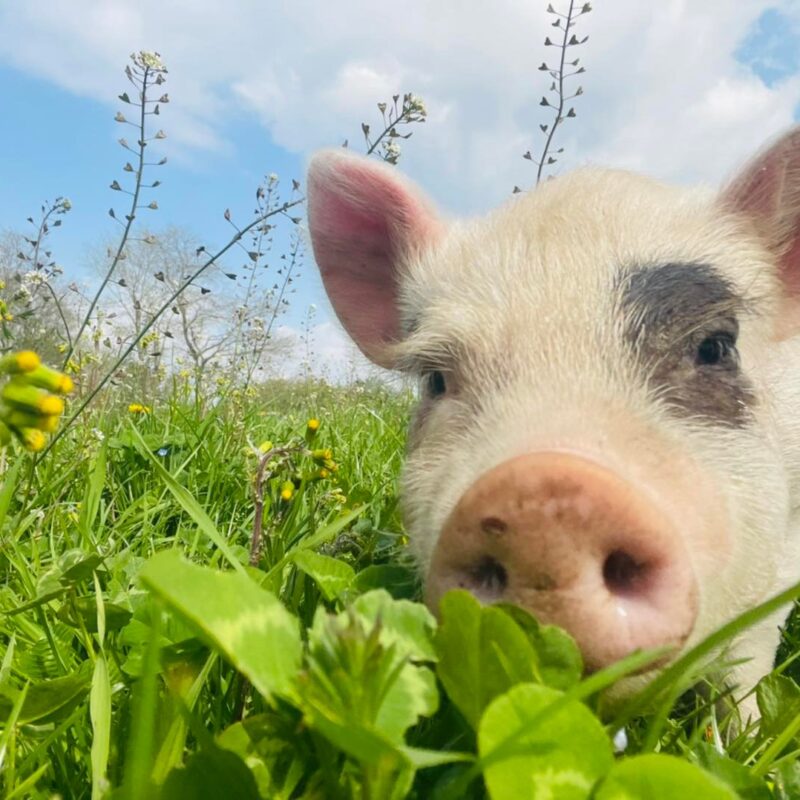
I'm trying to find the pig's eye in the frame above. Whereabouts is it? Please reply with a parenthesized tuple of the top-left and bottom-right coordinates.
(426, 370, 447, 398)
(696, 332, 738, 368)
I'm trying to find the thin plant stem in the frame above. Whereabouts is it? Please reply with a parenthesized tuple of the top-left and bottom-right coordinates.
(65, 65, 153, 368)
(42, 197, 304, 456)
(536, 0, 575, 185)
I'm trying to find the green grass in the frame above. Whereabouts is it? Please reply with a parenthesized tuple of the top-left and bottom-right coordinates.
(0, 378, 799, 799)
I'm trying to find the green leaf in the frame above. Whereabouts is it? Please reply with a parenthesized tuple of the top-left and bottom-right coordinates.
(593, 754, 738, 799)
(349, 589, 437, 663)
(305, 599, 439, 743)
(435, 590, 539, 727)
(90, 654, 112, 799)
(757, 673, 800, 737)
(497, 603, 583, 690)
(59, 550, 105, 583)
(301, 699, 417, 800)
(0, 456, 23, 532)
(58, 597, 132, 633)
(79, 441, 107, 540)
(264, 505, 365, 582)
(376, 663, 438, 741)
(217, 711, 307, 800)
(291, 549, 355, 601)
(352, 564, 419, 599)
(479, 683, 613, 800)
(693, 742, 771, 800)
(140, 550, 301, 700)
(152, 653, 218, 785)
(160, 743, 261, 800)
(776, 759, 800, 799)
(123, 596, 163, 799)
(0, 665, 92, 724)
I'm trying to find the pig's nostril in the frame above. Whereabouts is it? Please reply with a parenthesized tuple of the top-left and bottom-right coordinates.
(480, 516, 508, 536)
(602, 549, 649, 596)
(459, 556, 508, 600)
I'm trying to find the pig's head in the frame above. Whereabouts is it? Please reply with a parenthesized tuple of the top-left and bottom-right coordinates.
(306, 130, 800, 700)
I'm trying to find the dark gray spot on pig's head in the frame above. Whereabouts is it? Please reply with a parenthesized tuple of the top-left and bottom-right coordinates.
(619, 262, 755, 427)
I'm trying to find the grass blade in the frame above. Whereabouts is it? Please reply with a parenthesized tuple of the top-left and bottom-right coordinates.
(130, 424, 246, 575)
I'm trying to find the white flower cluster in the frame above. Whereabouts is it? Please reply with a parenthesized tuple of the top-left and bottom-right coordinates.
(23, 271, 46, 286)
(138, 51, 165, 70)
(405, 94, 427, 118)
(384, 140, 402, 160)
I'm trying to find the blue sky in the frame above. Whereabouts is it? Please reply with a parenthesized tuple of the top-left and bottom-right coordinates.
(0, 62, 307, 322)
(1, 2, 800, 356)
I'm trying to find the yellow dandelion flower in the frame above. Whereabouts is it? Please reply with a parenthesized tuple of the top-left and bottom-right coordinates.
(280, 481, 295, 501)
(16, 351, 40, 373)
(2, 380, 62, 416)
(128, 403, 151, 414)
(305, 419, 320, 442)
(21, 428, 46, 452)
(4, 409, 60, 433)
(0, 350, 40, 374)
(24, 365, 74, 395)
(39, 395, 64, 416)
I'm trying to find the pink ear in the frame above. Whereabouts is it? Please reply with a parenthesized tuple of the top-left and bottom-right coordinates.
(306, 150, 442, 367)
(721, 127, 800, 299)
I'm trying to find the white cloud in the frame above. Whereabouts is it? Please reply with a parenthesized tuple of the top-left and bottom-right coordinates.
(2, 1, 800, 215)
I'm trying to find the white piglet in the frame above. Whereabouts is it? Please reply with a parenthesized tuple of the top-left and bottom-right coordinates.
(306, 130, 800, 710)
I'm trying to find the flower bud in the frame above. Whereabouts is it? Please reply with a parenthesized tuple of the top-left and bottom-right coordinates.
(20, 428, 46, 452)
(23, 365, 74, 395)
(0, 351, 40, 375)
(2, 379, 64, 416)
(3, 408, 60, 432)
(305, 418, 320, 442)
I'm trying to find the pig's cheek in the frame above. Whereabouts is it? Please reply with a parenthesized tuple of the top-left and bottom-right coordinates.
(678, 429, 788, 623)
(401, 422, 480, 572)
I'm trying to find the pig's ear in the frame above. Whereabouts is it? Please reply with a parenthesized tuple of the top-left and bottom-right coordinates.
(306, 150, 443, 368)
(721, 128, 800, 319)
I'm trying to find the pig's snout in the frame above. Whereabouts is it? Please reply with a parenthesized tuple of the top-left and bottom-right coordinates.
(426, 452, 698, 671)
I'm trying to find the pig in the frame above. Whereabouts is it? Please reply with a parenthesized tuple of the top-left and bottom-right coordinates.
(305, 128, 800, 715)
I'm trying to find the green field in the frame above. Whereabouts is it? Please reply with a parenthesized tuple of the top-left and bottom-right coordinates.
(1, 379, 799, 799)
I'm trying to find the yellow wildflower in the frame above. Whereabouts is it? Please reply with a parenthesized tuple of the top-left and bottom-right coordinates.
(21, 428, 46, 452)
(0, 351, 40, 374)
(280, 481, 295, 502)
(128, 403, 151, 415)
(24, 365, 74, 394)
(305, 419, 321, 443)
(2, 380, 63, 416)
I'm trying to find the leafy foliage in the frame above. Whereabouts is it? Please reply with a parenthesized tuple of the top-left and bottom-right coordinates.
(0, 383, 797, 798)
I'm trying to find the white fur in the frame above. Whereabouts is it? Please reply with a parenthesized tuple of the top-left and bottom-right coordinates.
(308, 151, 800, 712)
